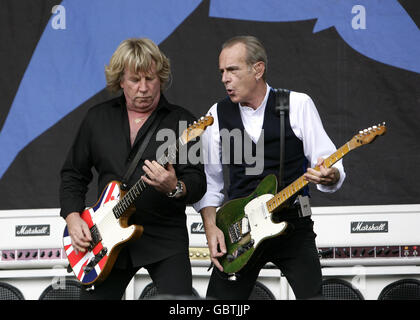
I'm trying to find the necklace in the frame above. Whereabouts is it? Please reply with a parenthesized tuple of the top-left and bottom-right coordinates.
(134, 117, 145, 124)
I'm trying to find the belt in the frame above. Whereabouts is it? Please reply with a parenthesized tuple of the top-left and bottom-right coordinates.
(277, 207, 301, 220)
(276, 205, 311, 221)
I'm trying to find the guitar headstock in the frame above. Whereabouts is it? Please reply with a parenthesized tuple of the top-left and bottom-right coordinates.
(180, 115, 214, 144)
(348, 122, 387, 149)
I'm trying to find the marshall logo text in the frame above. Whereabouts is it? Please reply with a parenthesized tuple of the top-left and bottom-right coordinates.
(15, 225, 50, 237)
(351, 221, 388, 233)
(190, 222, 205, 234)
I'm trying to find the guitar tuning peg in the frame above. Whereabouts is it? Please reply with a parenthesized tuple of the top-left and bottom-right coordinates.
(359, 131, 364, 134)
(368, 127, 372, 131)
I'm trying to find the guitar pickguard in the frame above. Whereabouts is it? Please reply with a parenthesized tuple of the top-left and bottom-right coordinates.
(245, 194, 288, 246)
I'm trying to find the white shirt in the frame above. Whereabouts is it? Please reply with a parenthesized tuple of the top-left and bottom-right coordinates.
(193, 84, 345, 212)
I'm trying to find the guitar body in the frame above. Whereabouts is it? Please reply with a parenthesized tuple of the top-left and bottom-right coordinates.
(216, 174, 288, 274)
(61, 115, 214, 285)
(63, 181, 143, 285)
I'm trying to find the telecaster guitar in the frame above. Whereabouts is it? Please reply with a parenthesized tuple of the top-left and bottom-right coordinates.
(63, 115, 214, 285)
(216, 123, 387, 274)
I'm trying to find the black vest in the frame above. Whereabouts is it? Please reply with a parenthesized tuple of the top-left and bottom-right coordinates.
(217, 89, 309, 200)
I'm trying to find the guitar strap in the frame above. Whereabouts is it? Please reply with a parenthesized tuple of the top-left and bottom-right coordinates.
(121, 111, 164, 191)
(274, 88, 312, 218)
(274, 88, 290, 188)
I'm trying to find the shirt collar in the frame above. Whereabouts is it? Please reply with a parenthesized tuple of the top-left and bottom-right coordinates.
(238, 83, 271, 111)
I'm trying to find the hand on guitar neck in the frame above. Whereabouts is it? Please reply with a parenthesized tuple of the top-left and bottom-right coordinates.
(304, 157, 340, 186)
(141, 161, 186, 198)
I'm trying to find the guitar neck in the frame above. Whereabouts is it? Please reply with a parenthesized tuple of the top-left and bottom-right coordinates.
(113, 138, 182, 219)
(266, 142, 351, 213)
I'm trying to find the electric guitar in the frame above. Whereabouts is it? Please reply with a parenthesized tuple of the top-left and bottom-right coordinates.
(63, 115, 214, 285)
(216, 123, 387, 274)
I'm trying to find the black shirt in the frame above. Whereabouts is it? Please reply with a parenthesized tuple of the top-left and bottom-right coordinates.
(59, 94, 206, 266)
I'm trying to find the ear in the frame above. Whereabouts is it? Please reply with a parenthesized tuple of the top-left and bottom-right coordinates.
(120, 71, 126, 89)
(253, 61, 265, 80)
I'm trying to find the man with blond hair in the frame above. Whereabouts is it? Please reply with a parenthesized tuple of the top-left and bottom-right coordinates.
(60, 38, 206, 299)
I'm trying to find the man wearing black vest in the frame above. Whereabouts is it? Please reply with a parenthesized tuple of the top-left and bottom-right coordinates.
(193, 35, 345, 299)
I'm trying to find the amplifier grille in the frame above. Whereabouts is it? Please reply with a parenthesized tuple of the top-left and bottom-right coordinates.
(378, 279, 420, 300)
(0, 282, 25, 300)
(321, 278, 364, 300)
(39, 279, 81, 300)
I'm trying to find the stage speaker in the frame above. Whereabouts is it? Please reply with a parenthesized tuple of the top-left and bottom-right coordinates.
(0, 282, 25, 300)
(378, 279, 420, 300)
(321, 278, 364, 300)
(39, 279, 81, 300)
(249, 281, 276, 300)
(139, 280, 276, 300)
(138, 282, 200, 299)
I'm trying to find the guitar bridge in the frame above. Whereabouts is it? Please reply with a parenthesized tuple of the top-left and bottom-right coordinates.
(228, 217, 250, 244)
(88, 224, 102, 251)
(228, 222, 242, 244)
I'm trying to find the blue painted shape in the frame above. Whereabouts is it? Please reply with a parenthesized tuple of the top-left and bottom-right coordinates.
(2, 0, 419, 180)
(209, 0, 420, 75)
(0, 0, 202, 179)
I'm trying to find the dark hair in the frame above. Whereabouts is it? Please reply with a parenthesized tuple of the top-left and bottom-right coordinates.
(222, 35, 268, 80)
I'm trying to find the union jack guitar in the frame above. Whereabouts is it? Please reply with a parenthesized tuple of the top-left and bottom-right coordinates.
(63, 115, 214, 285)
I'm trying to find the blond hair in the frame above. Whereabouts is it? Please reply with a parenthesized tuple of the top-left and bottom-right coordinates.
(105, 38, 171, 92)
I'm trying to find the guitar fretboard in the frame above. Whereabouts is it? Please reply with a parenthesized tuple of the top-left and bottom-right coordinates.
(112, 139, 182, 219)
(266, 142, 351, 213)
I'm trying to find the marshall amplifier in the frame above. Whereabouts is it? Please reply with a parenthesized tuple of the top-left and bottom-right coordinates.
(307, 204, 420, 300)
(0, 209, 67, 270)
(2, 204, 419, 300)
(312, 204, 420, 267)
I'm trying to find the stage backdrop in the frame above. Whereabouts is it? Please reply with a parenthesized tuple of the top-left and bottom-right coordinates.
(1, 0, 419, 209)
